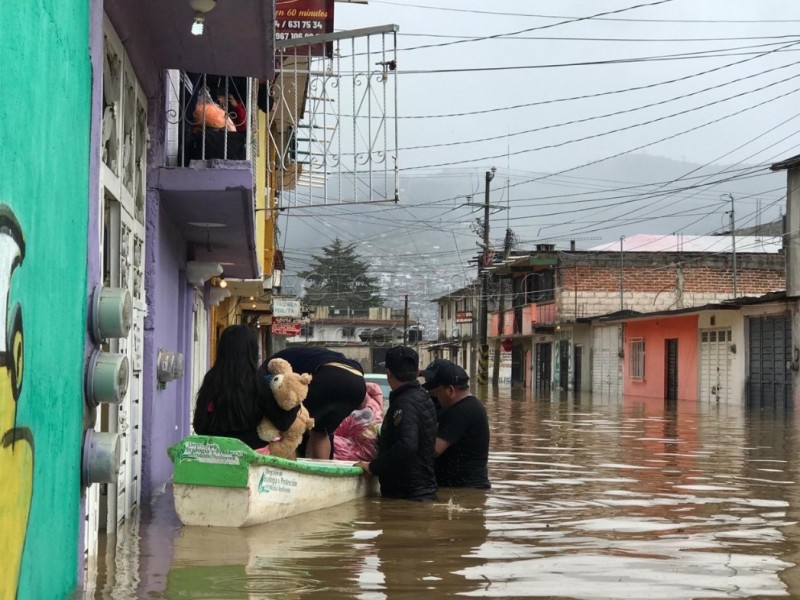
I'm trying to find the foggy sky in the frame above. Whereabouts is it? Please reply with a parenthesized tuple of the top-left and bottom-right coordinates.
(279, 0, 800, 321)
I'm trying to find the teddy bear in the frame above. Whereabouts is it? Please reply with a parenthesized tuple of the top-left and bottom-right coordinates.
(256, 357, 315, 459)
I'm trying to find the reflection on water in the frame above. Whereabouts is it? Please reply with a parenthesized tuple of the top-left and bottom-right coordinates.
(80, 391, 800, 599)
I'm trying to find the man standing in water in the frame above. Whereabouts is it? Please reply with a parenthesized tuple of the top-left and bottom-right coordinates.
(356, 345, 437, 501)
(421, 359, 491, 489)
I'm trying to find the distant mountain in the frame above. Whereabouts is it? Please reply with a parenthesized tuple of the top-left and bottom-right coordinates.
(280, 153, 788, 338)
(734, 218, 783, 237)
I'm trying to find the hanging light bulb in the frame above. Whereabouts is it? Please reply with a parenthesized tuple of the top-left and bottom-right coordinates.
(191, 12, 205, 35)
(218, 275, 227, 289)
(188, 0, 216, 36)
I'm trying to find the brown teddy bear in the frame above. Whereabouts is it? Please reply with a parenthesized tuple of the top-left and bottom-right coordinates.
(257, 357, 315, 459)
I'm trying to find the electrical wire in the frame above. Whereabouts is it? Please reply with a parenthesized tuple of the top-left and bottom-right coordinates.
(370, 0, 677, 54)
(402, 84, 800, 171)
(400, 61, 800, 151)
(371, 1, 800, 25)
(366, 47, 800, 120)
(394, 46, 800, 76)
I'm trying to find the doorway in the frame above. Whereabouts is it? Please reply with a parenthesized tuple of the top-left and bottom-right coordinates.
(574, 345, 582, 392)
(665, 338, 678, 402)
(559, 341, 570, 391)
(536, 343, 552, 391)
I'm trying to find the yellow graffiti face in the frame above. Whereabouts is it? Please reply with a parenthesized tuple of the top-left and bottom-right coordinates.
(1, 369, 33, 600)
(0, 206, 29, 600)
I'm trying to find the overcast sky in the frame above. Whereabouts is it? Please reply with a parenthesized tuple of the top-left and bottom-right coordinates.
(280, 0, 800, 310)
(336, 0, 800, 170)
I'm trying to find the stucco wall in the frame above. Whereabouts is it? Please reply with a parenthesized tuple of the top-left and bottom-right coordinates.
(624, 315, 699, 401)
(142, 201, 192, 500)
(0, 2, 91, 598)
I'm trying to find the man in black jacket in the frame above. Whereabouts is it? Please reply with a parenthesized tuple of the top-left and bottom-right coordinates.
(356, 346, 437, 501)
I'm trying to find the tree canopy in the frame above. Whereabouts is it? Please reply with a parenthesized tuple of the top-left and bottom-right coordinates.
(299, 238, 384, 308)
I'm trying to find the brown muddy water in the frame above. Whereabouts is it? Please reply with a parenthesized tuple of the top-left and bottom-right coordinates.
(80, 390, 800, 599)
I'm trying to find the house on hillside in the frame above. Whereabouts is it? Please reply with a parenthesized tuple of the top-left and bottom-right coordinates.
(484, 237, 784, 392)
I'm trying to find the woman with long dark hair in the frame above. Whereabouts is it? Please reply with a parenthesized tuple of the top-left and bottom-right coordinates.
(193, 325, 299, 449)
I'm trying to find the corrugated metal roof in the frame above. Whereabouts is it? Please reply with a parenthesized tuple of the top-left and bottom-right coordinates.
(771, 153, 800, 171)
(590, 234, 781, 253)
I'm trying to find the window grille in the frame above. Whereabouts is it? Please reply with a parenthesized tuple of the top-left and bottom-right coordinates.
(629, 339, 645, 380)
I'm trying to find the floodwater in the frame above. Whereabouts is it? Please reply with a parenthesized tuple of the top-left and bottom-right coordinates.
(80, 390, 800, 599)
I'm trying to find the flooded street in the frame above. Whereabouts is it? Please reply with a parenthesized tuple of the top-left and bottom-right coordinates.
(82, 390, 800, 599)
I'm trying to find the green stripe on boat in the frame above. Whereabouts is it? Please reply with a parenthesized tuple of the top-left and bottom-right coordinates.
(168, 436, 363, 488)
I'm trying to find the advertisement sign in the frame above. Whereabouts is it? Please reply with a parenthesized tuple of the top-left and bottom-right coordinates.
(272, 321, 303, 337)
(455, 311, 473, 324)
(272, 298, 302, 318)
(275, 0, 335, 56)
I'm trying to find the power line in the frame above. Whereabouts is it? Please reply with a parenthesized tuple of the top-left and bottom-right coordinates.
(376, 0, 677, 53)
(400, 61, 800, 151)
(402, 83, 800, 171)
(369, 49, 799, 119)
(395, 46, 800, 75)
(398, 33, 800, 44)
(371, 1, 800, 24)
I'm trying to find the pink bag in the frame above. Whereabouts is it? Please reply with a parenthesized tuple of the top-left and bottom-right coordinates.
(333, 382, 384, 461)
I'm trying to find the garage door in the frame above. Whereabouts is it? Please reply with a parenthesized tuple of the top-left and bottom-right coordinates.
(748, 315, 792, 407)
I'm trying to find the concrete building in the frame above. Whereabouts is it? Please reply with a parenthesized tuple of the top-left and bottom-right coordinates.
(428, 283, 480, 380)
(770, 154, 800, 401)
(589, 292, 792, 405)
(484, 239, 785, 393)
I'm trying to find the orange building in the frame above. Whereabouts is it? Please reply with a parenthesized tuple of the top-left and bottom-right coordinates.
(622, 314, 700, 401)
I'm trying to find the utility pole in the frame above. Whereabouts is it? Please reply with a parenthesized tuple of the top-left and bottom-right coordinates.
(726, 193, 738, 298)
(478, 167, 496, 387)
(403, 294, 408, 344)
(492, 227, 514, 386)
(619, 236, 625, 311)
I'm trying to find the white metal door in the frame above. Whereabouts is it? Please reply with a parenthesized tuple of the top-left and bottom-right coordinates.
(699, 329, 732, 402)
(95, 15, 147, 539)
(592, 326, 621, 397)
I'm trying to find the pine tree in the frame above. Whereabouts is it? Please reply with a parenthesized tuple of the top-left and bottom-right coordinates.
(299, 238, 384, 308)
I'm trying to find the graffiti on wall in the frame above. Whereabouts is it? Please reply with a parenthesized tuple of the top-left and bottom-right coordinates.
(0, 206, 29, 600)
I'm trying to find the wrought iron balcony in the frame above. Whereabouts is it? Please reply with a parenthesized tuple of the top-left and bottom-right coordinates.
(155, 71, 263, 280)
(165, 72, 256, 165)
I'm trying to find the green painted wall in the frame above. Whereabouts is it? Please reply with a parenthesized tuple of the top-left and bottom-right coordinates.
(0, 1, 91, 599)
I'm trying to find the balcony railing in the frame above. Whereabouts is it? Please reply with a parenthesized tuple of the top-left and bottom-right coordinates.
(271, 25, 399, 207)
(533, 301, 557, 325)
(491, 308, 528, 337)
(165, 72, 255, 166)
(489, 302, 557, 336)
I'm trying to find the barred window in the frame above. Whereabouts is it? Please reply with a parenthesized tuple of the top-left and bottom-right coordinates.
(341, 326, 356, 339)
(629, 339, 645, 380)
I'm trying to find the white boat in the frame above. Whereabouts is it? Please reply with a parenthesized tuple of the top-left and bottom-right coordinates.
(168, 435, 375, 527)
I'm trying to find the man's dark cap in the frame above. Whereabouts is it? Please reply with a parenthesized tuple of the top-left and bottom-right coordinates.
(382, 345, 419, 374)
(420, 359, 469, 390)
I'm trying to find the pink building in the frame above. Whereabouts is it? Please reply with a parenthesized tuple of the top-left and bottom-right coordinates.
(621, 314, 700, 401)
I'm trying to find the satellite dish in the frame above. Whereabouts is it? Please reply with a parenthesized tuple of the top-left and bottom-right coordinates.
(450, 327, 461, 341)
